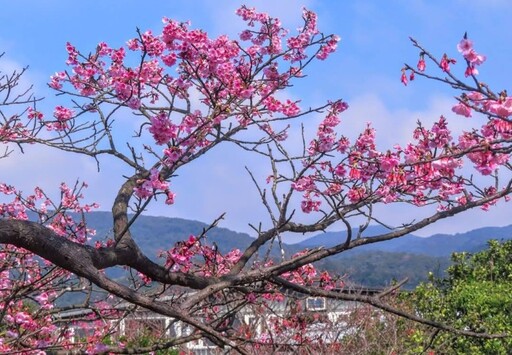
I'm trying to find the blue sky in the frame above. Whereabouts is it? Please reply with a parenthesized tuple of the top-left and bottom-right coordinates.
(1, 1, 511, 239)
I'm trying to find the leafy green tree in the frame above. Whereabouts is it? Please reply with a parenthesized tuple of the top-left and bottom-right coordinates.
(411, 240, 512, 354)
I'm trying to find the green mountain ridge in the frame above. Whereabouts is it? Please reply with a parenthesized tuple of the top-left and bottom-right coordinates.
(294, 224, 512, 257)
(78, 211, 511, 288)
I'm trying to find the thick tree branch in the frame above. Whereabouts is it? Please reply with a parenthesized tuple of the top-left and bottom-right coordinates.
(0, 219, 215, 289)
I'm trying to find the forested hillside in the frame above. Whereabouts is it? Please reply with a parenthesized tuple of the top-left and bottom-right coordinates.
(83, 212, 511, 288)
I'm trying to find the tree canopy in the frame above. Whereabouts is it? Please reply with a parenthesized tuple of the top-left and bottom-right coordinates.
(411, 240, 512, 354)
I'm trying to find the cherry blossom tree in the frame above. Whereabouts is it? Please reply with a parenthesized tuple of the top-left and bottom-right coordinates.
(0, 6, 510, 354)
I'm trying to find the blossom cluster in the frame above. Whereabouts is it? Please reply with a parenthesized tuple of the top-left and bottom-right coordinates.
(43, 6, 340, 200)
(294, 38, 510, 214)
(456, 38, 486, 77)
(1, 4, 510, 352)
(0, 182, 98, 240)
(159, 234, 242, 277)
(133, 168, 176, 204)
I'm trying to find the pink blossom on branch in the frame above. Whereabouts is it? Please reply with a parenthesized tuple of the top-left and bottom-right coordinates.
(133, 168, 173, 201)
(487, 96, 512, 118)
(457, 37, 486, 76)
(452, 102, 472, 117)
(456, 38, 473, 54)
(0, 8, 511, 354)
(457, 38, 486, 65)
(417, 56, 426, 72)
(316, 35, 340, 60)
(440, 53, 456, 72)
(149, 112, 177, 144)
(401, 70, 408, 85)
(51, 106, 74, 130)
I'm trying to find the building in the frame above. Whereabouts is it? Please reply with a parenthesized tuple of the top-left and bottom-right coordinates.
(54, 286, 385, 354)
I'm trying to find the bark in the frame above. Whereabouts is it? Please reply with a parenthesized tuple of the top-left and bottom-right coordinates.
(0, 219, 214, 289)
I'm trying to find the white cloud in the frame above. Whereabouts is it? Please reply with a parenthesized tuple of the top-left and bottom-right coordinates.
(0, 144, 128, 210)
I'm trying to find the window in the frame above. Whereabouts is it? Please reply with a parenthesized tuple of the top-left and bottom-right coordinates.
(306, 297, 326, 311)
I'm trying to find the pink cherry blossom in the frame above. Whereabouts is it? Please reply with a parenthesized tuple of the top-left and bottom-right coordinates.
(457, 38, 473, 54)
(452, 102, 472, 117)
(53, 106, 73, 121)
(401, 71, 408, 85)
(440, 54, 456, 72)
(464, 50, 486, 65)
(417, 57, 426, 71)
(149, 112, 177, 144)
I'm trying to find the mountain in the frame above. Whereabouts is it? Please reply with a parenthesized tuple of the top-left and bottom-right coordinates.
(74, 212, 512, 258)
(294, 225, 395, 248)
(316, 251, 450, 288)
(294, 225, 512, 257)
(67, 212, 512, 288)
(83, 211, 256, 258)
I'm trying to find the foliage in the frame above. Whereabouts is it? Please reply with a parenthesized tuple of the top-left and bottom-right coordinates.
(0, 5, 510, 354)
(410, 240, 512, 354)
